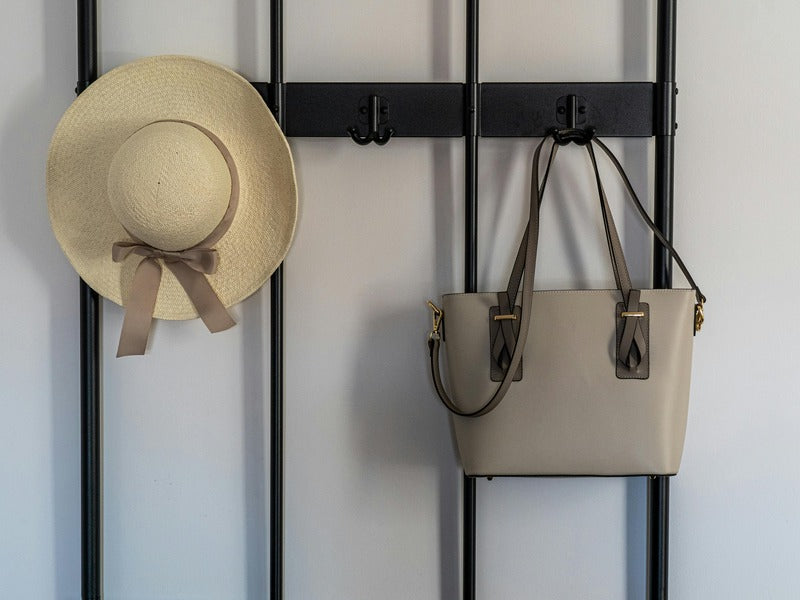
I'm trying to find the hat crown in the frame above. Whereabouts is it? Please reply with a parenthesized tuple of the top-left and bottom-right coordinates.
(107, 121, 231, 251)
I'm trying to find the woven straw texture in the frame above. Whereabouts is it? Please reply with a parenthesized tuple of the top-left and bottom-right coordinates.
(107, 121, 233, 252)
(47, 55, 297, 320)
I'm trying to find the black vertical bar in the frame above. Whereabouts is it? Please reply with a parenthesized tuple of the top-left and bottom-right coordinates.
(649, 2, 676, 600)
(654, 0, 676, 288)
(463, 473, 476, 600)
(80, 283, 101, 600)
(465, 1, 479, 287)
(270, 0, 285, 130)
(76, 0, 97, 95)
(269, 2, 285, 600)
(77, 1, 101, 599)
(647, 476, 670, 600)
(269, 269, 284, 600)
(464, 2, 479, 600)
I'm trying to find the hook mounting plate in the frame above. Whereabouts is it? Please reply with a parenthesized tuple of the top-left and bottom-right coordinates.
(556, 95, 588, 127)
(357, 95, 390, 125)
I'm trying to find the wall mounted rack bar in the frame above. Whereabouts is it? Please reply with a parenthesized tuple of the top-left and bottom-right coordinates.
(77, 1, 679, 599)
(251, 81, 665, 139)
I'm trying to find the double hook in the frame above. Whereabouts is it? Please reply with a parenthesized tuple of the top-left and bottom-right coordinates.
(348, 95, 394, 146)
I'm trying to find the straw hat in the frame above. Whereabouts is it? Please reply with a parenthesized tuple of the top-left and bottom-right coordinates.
(46, 55, 297, 355)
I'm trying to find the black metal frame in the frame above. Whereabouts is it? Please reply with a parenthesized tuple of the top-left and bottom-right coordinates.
(77, 1, 677, 598)
(463, 5, 480, 598)
(649, 3, 678, 599)
(77, 1, 101, 599)
(268, 3, 286, 599)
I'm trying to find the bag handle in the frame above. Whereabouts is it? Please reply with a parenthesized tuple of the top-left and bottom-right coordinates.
(500, 139, 705, 330)
(429, 135, 706, 417)
(428, 137, 554, 417)
(493, 139, 638, 372)
(593, 137, 705, 303)
(494, 138, 709, 375)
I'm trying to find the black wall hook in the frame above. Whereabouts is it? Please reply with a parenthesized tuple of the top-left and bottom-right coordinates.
(348, 95, 394, 145)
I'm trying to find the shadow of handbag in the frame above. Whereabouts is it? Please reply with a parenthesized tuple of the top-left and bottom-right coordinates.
(427, 133, 705, 476)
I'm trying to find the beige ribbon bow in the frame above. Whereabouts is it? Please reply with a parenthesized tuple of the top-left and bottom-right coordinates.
(112, 241, 236, 357)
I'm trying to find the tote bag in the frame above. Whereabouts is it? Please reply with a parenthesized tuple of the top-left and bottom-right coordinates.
(427, 133, 705, 476)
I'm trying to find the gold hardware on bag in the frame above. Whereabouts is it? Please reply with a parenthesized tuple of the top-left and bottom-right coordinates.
(427, 300, 443, 337)
(493, 314, 518, 321)
(694, 299, 705, 333)
(621, 311, 645, 318)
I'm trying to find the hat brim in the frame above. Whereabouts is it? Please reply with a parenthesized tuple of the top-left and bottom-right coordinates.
(47, 55, 297, 320)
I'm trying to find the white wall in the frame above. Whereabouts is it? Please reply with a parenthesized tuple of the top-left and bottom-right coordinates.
(1, 1, 799, 599)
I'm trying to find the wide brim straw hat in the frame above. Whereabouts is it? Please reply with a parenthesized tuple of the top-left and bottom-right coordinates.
(47, 55, 297, 323)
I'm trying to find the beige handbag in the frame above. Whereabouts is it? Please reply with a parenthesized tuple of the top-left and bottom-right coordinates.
(427, 133, 705, 476)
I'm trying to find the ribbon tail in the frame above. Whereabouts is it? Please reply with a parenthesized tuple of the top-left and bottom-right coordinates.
(165, 261, 236, 333)
(117, 258, 162, 357)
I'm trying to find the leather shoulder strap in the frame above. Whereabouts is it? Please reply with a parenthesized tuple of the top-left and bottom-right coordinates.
(593, 138, 705, 304)
(428, 134, 706, 418)
(428, 137, 553, 417)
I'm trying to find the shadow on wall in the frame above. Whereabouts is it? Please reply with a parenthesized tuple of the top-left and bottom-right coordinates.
(0, 0, 82, 596)
(346, 4, 461, 599)
(348, 303, 461, 600)
(622, 2, 652, 599)
(237, 0, 268, 599)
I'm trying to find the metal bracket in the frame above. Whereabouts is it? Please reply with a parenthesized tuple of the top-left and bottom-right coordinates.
(557, 94, 588, 128)
(655, 81, 678, 136)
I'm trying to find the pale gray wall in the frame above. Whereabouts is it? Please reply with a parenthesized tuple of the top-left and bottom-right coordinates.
(1, 1, 798, 599)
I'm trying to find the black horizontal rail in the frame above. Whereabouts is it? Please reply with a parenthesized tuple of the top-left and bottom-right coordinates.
(252, 82, 464, 137)
(251, 82, 658, 138)
(481, 82, 654, 137)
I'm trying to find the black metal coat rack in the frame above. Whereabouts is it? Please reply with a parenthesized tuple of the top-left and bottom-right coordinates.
(76, 1, 678, 598)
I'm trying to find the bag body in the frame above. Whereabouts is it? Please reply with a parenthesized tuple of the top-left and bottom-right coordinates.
(443, 289, 694, 475)
(427, 133, 705, 476)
